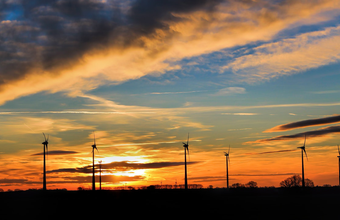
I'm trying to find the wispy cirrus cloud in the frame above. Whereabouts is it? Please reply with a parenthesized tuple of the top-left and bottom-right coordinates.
(149, 90, 206, 95)
(3, 117, 95, 134)
(311, 90, 340, 94)
(223, 25, 340, 83)
(265, 114, 340, 132)
(180, 102, 340, 114)
(213, 87, 246, 96)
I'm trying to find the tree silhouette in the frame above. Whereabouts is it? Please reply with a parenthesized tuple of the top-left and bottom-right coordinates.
(305, 178, 314, 187)
(231, 183, 245, 188)
(280, 175, 314, 188)
(245, 181, 258, 188)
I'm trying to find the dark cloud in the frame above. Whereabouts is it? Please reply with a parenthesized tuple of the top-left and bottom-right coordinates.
(48, 161, 199, 174)
(62, 175, 143, 184)
(254, 125, 340, 143)
(265, 114, 340, 132)
(31, 150, 79, 156)
(128, 0, 222, 35)
(0, 178, 28, 184)
(0, 0, 223, 89)
(47, 167, 92, 174)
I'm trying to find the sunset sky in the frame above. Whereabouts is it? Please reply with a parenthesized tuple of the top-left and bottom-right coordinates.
(1, 0, 340, 190)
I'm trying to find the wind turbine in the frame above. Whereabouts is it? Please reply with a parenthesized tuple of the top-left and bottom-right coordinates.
(182, 133, 190, 190)
(337, 145, 340, 186)
(91, 132, 98, 191)
(42, 133, 49, 191)
(224, 145, 230, 189)
(297, 135, 308, 188)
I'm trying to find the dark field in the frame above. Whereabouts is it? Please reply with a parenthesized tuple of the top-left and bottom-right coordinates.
(1, 188, 340, 218)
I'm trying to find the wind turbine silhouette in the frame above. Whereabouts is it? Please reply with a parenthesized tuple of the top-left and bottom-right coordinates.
(42, 133, 49, 191)
(91, 132, 98, 191)
(182, 133, 190, 190)
(297, 135, 308, 188)
(224, 145, 230, 189)
(337, 145, 340, 186)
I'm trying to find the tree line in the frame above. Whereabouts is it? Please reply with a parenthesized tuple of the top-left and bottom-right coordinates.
(0, 175, 329, 192)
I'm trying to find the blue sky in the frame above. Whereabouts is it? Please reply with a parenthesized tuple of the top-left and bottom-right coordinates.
(1, 0, 340, 190)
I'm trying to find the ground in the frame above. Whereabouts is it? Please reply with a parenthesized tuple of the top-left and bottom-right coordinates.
(0, 187, 339, 218)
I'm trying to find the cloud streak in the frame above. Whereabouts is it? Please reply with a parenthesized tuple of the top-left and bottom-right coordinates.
(31, 150, 79, 156)
(250, 125, 340, 144)
(48, 161, 199, 174)
(213, 87, 246, 96)
(265, 114, 340, 132)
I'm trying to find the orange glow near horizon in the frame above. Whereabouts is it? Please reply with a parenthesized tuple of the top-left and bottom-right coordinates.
(1, 140, 339, 191)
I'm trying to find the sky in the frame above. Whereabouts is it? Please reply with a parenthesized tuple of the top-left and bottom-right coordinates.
(1, 0, 340, 190)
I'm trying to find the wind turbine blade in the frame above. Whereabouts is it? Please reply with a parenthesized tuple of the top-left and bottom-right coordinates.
(42, 132, 46, 141)
(303, 134, 307, 147)
(93, 131, 96, 145)
(304, 149, 308, 161)
(228, 145, 230, 154)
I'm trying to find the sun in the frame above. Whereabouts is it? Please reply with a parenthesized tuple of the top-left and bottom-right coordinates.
(95, 155, 150, 178)
(98, 155, 150, 164)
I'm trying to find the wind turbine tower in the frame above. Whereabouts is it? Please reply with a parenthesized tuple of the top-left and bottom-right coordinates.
(224, 145, 230, 189)
(42, 133, 49, 191)
(91, 132, 98, 191)
(337, 145, 340, 186)
(182, 133, 190, 190)
(297, 135, 308, 188)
